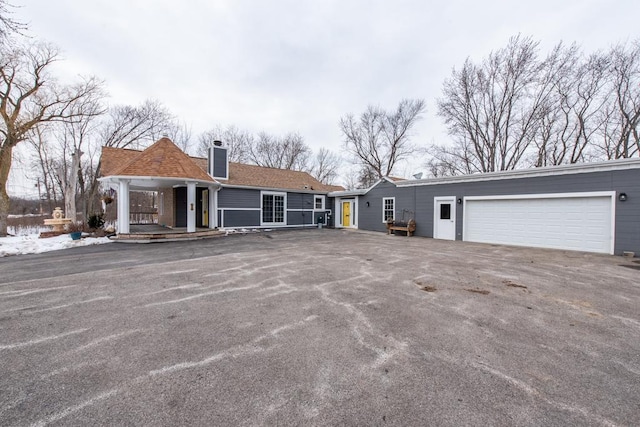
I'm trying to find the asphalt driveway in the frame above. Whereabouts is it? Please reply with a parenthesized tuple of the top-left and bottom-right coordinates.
(0, 229, 638, 426)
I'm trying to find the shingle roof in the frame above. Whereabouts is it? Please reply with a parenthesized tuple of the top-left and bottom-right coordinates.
(224, 162, 344, 192)
(100, 139, 345, 192)
(101, 147, 140, 177)
(101, 138, 214, 182)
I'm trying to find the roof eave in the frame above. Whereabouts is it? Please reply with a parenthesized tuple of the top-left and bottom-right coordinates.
(397, 158, 640, 187)
(99, 175, 219, 185)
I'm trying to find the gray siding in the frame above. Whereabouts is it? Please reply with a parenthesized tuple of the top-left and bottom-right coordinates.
(287, 193, 314, 210)
(287, 210, 314, 225)
(218, 188, 260, 209)
(611, 170, 640, 255)
(359, 181, 416, 233)
(221, 210, 260, 227)
(357, 170, 640, 255)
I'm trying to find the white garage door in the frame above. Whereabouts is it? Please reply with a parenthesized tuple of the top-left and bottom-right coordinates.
(463, 192, 615, 254)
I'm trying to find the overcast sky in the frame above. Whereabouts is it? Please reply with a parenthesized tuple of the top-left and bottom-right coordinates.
(8, 0, 638, 194)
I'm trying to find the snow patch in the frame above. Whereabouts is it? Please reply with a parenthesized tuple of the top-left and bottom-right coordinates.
(0, 234, 113, 257)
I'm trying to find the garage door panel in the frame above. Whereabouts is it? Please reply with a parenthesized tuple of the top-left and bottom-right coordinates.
(464, 195, 613, 254)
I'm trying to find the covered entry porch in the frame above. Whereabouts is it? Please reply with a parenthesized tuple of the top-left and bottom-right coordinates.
(100, 176, 220, 235)
(98, 137, 221, 236)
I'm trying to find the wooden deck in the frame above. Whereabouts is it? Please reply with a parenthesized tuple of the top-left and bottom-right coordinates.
(110, 224, 224, 243)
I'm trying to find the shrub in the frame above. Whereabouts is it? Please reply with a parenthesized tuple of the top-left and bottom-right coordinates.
(66, 221, 85, 233)
(88, 213, 105, 230)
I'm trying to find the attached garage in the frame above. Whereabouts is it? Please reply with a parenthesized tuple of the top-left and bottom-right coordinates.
(463, 192, 615, 254)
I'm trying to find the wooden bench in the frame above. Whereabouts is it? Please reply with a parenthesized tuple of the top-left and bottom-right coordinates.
(386, 219, 416, 237)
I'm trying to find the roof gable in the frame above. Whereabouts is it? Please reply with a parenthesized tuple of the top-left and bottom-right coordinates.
(102, 138, 214, 182)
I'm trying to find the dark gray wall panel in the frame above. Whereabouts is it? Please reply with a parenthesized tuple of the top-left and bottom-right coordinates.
(174, 187, 187, 227)
(211, 146, 228, 178)
(287, 210, 314, 225)
(218, 188, 260, 209)
(287, 193, 314, 210)
(222, 210, 260, 227)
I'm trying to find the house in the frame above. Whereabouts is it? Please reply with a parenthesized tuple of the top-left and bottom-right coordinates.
(99, 138, 343, 234)
(99, 137, 639, 256)
(328, 159, 640, 256)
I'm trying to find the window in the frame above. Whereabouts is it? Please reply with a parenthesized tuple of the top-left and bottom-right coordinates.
(262, 192, 285, 224)
(382, 197, 395, 222)
(440, 203, 451, 220)
(314, 196, 324, 210)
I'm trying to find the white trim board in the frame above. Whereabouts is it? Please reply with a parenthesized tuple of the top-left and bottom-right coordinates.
(221, 184, 328, 194)
(464, 191, 616, 201)
(397, 158, 640, 188)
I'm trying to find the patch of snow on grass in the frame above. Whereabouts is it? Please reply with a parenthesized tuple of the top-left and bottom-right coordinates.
(0, 234, 113, 257)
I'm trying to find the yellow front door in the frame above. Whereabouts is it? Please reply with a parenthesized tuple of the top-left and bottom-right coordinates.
(202, 190, 209, 227)
(342, 201, 350, 227)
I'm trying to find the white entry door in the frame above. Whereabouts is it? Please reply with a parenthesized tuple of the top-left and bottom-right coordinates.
(434, 197, 456, 240)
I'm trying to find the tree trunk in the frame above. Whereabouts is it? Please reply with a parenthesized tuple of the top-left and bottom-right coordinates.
(63, 150, 82, 222)
(0, 144, 13, 236)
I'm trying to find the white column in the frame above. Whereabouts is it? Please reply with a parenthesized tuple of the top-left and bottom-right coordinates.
(117, 180, 130, 234)
(209, 186, 217, 229)
(187, 182, 196, 232)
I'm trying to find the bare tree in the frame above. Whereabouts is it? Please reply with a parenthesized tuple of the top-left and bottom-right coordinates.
(431, 36, 640, 176)
(309, 147, 342, 185)
(55, 87, 105, 222)
(156, 119, 192, 154)
(340, 98, 425, 180)
(0, 0, 26, 42)
(28, 125, 61, 211)
(100, 100, 173, 150)
(532, 47, 610, 166)
(0, 41, 103, 236)
(598, 41, 640, 159)
(436, 36, 559, 173)
(247, 132, 310, 170)
(197, 125, 253, 162)
(82, 100, 175, 217)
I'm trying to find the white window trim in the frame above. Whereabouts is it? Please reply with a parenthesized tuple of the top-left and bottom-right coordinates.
(260, 191, 287, 226)
(382, 197, 395, 223)
(314, 196, 325, 210)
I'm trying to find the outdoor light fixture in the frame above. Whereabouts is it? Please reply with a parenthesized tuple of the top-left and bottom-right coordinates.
(619, 192, 628, 202)
(457, 198, 462, 204)
(366, 201, 370, 207)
